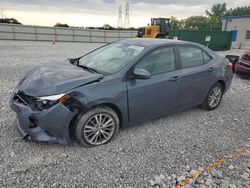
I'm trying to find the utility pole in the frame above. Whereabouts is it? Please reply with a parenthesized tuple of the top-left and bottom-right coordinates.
(124, 0, 130, 28)
(117, 4, 123, 28)
(0, 8, 4, 19)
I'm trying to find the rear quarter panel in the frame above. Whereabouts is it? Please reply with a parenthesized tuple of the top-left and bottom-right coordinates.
(214, 56, 233, 93)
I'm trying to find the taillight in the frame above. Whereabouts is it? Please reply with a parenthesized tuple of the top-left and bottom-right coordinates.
(227, 63, 233, 69)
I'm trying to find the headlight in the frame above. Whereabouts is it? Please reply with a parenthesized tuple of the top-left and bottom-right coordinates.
(36, 94, 71, 110)
(38, 94, 66, 101)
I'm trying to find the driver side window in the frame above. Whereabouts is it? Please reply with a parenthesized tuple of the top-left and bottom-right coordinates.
(135, 47, 175, 75)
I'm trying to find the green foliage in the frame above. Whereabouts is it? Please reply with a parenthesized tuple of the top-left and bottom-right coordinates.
(206, 3, 227, 24)
(170, 3, 249, 31)
(85, 24, 137, 30)
(168, 3, 229, 31)
(184, 16, 210, 30)
(87, 26, 96, 29)
(170, 16, 183, 29)
(101, 24, 114, 30)
(0, 18, 22, 24)
(225, 6, 250, 16)
(54, 23, 69, 27)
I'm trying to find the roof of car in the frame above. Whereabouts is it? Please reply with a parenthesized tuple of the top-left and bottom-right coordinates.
(120, 38, 192, 47)
(119, 38, 219, 59)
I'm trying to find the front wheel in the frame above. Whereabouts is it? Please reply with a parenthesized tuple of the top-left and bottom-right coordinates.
(75, 106, 120, 147)
(202, 83, 223, 111)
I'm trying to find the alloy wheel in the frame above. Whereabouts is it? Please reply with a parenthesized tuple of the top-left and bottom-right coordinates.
(83, 113, 115, 146)
(208, 86, 222, 108)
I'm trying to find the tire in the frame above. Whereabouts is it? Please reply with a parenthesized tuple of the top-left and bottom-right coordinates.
(75, 106, 120, 147)
(156, 34, 165, 39)
(202, 83, 223, 111)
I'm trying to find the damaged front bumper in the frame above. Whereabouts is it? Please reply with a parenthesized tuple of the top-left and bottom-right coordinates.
(10, 95, 76, 145)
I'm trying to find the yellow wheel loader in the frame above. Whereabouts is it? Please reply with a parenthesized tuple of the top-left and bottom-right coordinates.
(137, 18, 171, 38)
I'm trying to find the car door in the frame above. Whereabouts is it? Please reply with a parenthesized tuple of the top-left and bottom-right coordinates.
(177, 45, 215, 110)
(126, 46, 182, 122)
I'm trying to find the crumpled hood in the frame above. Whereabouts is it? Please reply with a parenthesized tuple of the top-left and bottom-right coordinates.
(17, 60, 103, 97)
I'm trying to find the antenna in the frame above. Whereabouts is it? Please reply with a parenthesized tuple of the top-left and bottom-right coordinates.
(118, 4, 123, 28)
(124, 0, 130, 28)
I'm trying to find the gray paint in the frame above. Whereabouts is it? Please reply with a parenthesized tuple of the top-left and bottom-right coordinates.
(18, 61, 103, 97)
(10, 39, 233, 145)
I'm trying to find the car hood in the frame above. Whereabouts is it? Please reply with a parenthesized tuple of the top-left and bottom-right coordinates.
(17, 60, 103, 97)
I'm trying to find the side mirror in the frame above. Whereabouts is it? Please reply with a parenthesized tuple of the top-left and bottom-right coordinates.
(132, 69, 151, 80)
(68, 58, 79, 65)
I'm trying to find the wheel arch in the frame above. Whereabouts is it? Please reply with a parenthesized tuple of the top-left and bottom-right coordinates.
(68, 102, 123, 140)
(94, 103, 123, 127)
(217, 80, 226, 93)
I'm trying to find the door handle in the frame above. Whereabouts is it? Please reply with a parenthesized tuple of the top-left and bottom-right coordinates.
(208, 67, 215, 72)
(170, 75, 181, 81)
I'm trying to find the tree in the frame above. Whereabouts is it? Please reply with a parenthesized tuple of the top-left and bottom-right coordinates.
(54, 23, 69, 27)
(170, 16, 183, 29)
(0, 18, 22, 24)
(206, 3, 228, 30)
(169, 3, 250, 31)
(101, 24, 114, 30)
(225, 6, 250, 16)
(184, 16, 210, 30)
(86, 26, 96, 29)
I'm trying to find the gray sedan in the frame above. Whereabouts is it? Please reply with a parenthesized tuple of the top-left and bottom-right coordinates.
(10, 39, 233, 147)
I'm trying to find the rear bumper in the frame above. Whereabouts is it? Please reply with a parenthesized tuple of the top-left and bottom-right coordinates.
(225, 78, 233, 94)
(223, 68, 234, 94)
(10, 95, 76, 145)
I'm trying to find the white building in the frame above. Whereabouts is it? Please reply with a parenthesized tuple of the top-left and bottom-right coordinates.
(222, 15, 250, 49)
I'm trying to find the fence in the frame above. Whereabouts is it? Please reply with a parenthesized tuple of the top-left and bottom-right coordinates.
(0, 23, 137, 43)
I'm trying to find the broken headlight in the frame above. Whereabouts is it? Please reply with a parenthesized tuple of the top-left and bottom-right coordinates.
(36, 94, 71, 110)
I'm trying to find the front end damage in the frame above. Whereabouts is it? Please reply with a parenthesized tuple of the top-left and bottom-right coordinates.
(9, 91, 83, 145)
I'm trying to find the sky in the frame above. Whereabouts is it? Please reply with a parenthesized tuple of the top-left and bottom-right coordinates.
(0, 0, 249, 28)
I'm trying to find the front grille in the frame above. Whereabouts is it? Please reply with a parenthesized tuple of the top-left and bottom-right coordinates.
(14, 91, 29, 106)
(14, 91, 38, 110)
(13, 91, 57, 111)
(239, 62, 250, 69)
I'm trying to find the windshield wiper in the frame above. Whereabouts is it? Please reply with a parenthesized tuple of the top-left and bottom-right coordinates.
(77, 64, 100, 74)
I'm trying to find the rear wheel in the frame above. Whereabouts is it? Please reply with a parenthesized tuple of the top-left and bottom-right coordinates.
(75, 106, 120, 147)
(202, 83, 223, 111)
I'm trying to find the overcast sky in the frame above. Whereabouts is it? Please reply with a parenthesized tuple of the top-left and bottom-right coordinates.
(0, 0, 249, 27)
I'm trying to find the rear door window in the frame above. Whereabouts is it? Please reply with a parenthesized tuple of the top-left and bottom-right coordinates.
(179, 46, 206, 69)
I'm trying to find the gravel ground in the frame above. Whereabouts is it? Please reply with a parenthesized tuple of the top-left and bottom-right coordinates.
(0, 40, 249, 188)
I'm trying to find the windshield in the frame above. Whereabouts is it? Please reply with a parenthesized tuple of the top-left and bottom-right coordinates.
(78, 42, 145, 74)
(152, 19, 161, 26)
